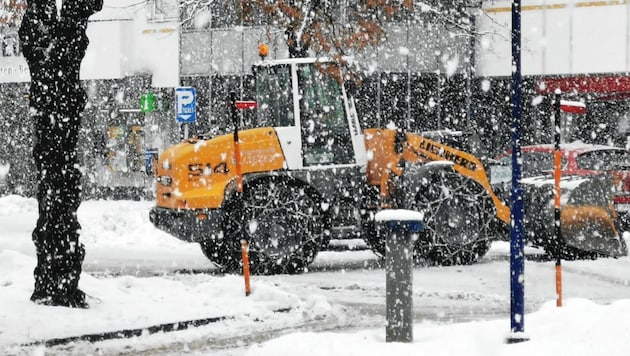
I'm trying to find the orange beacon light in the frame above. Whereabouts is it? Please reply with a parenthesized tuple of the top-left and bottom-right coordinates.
(258, 43, 269, 59)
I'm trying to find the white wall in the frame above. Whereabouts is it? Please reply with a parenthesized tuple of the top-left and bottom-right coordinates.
(477, 0, 630, 76)
(132, 19, 180, 87)
(86, 0, 180, 87)
(82, 20, 134, 80)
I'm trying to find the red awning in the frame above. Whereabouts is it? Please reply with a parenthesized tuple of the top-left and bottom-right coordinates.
(537, 75, 630, 95)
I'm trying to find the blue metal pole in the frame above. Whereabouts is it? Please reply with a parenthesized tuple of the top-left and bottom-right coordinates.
(508, 0, 528, 342)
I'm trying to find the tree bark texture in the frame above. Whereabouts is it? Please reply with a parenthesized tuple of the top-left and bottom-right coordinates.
(19, 0, 102, 308)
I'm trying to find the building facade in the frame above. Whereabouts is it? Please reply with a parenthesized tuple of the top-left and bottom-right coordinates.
(479, 0, 630, 149)
(1, 0, 630, 196)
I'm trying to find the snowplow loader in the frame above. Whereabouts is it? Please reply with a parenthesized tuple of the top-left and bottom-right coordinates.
(365, 129, 627, 262)
(149, 57, 626, 274)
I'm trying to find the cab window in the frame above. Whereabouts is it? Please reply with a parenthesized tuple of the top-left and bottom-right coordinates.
(254, 64, 294, 127)
(297, 64, 354, 166)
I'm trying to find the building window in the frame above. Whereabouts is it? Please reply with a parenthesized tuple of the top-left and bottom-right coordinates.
(0, 30, 21, 57)
(148, 0, 179, 22)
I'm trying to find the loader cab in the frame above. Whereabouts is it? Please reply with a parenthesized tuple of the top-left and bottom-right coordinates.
(253, 58, 367, 170)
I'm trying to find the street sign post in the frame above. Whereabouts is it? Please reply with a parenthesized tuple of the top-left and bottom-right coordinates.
(507, 0, 529, 344)
(176, 87, 196, 140)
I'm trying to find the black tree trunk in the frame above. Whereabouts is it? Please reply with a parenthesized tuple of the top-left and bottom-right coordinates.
(19, 0, 102, 308)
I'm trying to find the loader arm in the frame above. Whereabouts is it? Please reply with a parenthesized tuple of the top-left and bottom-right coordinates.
(403, 132, 511, 224)
(364, 128, 510, 224)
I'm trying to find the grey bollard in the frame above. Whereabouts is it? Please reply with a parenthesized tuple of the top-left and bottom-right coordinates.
(375, 209, 423, 343)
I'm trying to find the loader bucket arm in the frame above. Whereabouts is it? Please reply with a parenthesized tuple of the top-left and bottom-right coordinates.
(364, 128, 510, 223)
(403, 132, 511, 223)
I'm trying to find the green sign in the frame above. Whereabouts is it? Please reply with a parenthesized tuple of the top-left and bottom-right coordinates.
(140, 93, 157, 113)
(140, 92, 169, 113)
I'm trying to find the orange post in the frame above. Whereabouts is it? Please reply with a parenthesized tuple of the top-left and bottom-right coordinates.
(554, 148, 562, 307)
(553, 92, 563, 307)
(553, 150, 561, 210)
(229, 92, 244, 193)
(230, 94, 257, 194)
(241, 240, 251, 296)
(234, 139, 243, 193)
(555, 264, 562, 306)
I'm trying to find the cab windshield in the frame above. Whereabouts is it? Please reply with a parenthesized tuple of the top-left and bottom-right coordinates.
(254, 64, 294, 127)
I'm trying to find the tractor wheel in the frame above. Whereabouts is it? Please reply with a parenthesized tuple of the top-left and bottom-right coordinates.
(214, 177, 326, 275)
(411, 169, 493, 266)
(199, 224, 244, 272)
(362, 211, 384, 259)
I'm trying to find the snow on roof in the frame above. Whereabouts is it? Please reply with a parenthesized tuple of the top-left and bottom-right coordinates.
(521, 175, 589, 189)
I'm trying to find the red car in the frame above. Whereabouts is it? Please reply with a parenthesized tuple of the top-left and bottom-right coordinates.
(493, 142, 630, 230)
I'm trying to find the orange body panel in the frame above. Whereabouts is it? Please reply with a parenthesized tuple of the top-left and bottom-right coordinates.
(363, 129, 403, 201)
(155, 128, 286, 209)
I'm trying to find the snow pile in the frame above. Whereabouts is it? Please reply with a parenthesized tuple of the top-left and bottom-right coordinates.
(246, 298, 630, 356)
(0, 195, 331, 354)
(78, 199, 187, 249)
(0, 194, 35, 216)
(0, 195, 215, 273)
(0, 248, 303, 349)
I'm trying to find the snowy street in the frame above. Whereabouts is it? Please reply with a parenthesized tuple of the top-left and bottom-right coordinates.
(4, 0, 630, 354)
(2, 195, 630, 355)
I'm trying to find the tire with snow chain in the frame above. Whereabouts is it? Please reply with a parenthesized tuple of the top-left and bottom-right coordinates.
(410, 169, 493, 266)
(205, 177, 327, 275)
(362, 211, 384, 259)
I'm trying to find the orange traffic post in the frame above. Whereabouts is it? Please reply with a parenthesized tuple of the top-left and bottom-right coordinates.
(241, 240, 251, 296)
(555, 264, 562, 306)
(229, 92, 243, 193)
(553, 91, 563, 307)
(234, 138, 243, 193)
(230, 93, 258, 193)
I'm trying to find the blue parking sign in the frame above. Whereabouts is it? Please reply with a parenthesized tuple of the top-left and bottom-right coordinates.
(176, 87, 196, 123)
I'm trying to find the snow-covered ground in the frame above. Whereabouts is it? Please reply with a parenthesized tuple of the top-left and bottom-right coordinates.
(1, 195, 630, 355)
